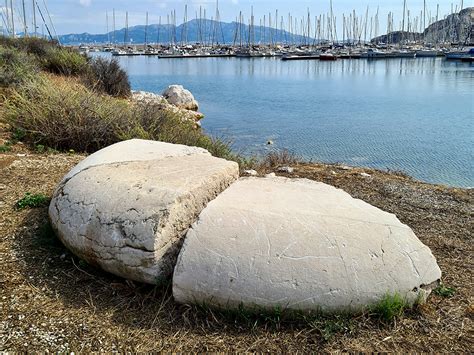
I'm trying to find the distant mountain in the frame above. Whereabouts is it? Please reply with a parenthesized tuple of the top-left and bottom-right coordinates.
(59, 19, 309, 45)
(372, 7, 473, 44)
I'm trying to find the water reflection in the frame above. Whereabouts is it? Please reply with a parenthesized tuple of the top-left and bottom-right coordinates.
(100, 53, 473, 187)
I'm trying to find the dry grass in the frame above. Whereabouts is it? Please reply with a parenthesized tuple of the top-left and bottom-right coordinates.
(0, 143, 472, 352)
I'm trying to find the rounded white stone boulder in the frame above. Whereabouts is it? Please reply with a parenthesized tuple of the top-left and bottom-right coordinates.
(173, 177, 442, 312)
(162, 85, 199, 111)
(49, 140, 239, 284)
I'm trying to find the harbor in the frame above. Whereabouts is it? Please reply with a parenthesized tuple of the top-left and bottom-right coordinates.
(71, 3, 473, 62)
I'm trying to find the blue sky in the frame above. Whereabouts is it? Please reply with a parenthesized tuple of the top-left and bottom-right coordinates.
(1, 0, 470, 35)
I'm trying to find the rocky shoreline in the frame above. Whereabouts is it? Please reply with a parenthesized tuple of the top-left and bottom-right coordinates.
(131, 86, 204, 126)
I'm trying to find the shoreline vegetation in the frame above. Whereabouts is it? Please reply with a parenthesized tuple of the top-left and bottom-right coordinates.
(1, 38, 472, 352)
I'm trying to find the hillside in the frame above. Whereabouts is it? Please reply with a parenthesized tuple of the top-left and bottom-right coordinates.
(372, 7, 473, 44)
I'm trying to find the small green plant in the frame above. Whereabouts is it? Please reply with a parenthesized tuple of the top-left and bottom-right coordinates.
(11, 128, 26, 142)
(0, 144, 11, 152)
(15, 192, 50, 209)
(371, 293, 407, 322)
(434, 284, 456, 298)
(35, 144, 45, 153)
(320, 317, 353, 341)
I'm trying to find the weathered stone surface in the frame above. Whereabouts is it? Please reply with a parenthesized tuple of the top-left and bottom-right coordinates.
(173, 177, 441, 312)
(50, 149, 239, 284)
(64, 139, 209, 182)
(132, 91, 204, 123)
(162, 85, 199, 111)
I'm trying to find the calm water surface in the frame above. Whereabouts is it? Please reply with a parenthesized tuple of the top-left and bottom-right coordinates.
(111, 55, 473, 187)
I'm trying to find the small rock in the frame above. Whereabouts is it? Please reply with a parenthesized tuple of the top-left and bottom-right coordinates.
(16, 154, 26, 157)
(331, 171, 337, 175)
(243, 169, 258, 176)
(0, 184, 6, 190)
(361, 172, 371, 178)
(60, 253, 66, 260)
(162, 85, 199, 111)
(265, 173, 276, 178)
(340, 165, 352, 171)
(278, 166, 294, 173)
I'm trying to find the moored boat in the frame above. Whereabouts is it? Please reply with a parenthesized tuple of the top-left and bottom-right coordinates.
(319, 53, 337, 61)
(446, 48, 474, 60)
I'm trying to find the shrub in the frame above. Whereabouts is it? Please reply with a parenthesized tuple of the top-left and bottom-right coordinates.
(3, 74, 131, 152)
(16, 192, 50, 209)
(18, 37, 57, 57)
(0, 47, 38, 88)
(0, 36, 57, 56)
(258, 149, 300, 169)
(42, 46, 88, 76)
(83, 57, 131, 98)
(3, 75, 242, 161)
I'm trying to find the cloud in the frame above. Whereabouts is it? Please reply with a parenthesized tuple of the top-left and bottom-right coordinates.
(79, 0, 91, 7)
(231, 0, 238, 4)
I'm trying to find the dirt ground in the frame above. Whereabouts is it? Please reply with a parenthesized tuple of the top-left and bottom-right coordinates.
(1, 142, 472, 352)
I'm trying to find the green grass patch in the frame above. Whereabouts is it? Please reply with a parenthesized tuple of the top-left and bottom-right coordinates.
(0, 144, 11, 152)
(371, 293, 407, 322)
(434, 284, 456, 298)
(16, 193, 50, 210)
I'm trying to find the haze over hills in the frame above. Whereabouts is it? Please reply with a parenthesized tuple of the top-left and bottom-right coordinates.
(56, 7, 473, 46)
(58, 19, 309, 45)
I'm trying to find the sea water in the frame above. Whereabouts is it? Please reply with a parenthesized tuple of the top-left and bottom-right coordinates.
(106, 55, 473, 187)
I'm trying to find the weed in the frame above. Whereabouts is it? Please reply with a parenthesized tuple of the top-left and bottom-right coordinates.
(307, 315, 354, 341)
(371, 293, 407, 322)
(35, 144, 45, 153)
(11, 128, 26, 142)
(434, 284, 456, 298)
(0, 144, 11, 152)
(16, 192, 50, 210)
(258, 149, 300, 169)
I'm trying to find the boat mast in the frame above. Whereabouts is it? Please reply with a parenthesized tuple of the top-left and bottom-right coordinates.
(106, 11, 109, 45)
(3, 0, 10, 37)
(423, 0, 426, 31)
(32, 0, 36, 36)
(10, 0, 14, 38)
(112, 9, 115, 46)
(402, 0, 406, 45)
(124, 11, 128, 46)
(21, 0, 27, 36)
(157, 15, 161, 45)
(145, 11, 148, 47)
